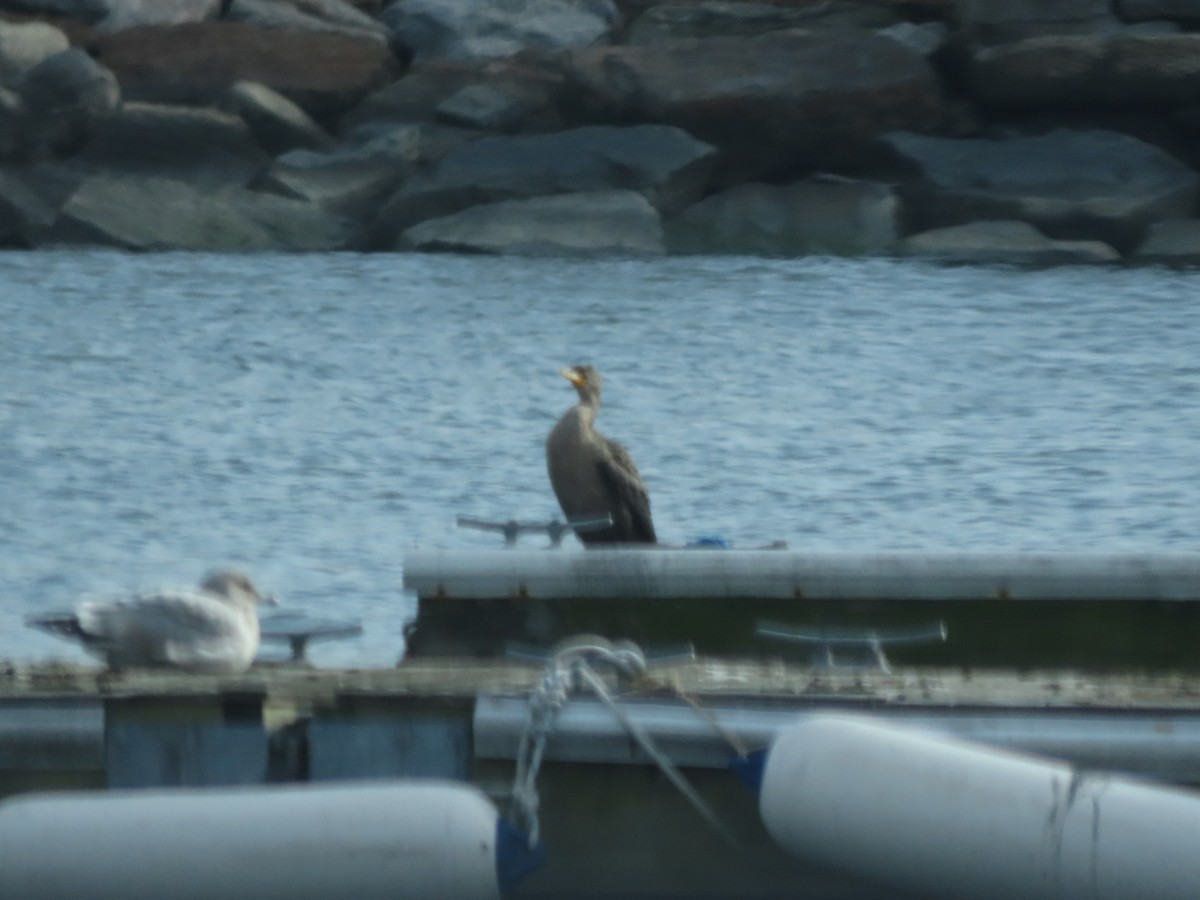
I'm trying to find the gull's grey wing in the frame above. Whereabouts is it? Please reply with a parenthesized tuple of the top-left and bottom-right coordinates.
(77, 591, 252, 669)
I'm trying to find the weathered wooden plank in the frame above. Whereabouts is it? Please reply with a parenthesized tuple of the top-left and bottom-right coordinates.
(4, 659, 1200, 710)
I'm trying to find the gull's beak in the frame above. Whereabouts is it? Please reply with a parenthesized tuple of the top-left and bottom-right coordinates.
(561, 367, 585, 388)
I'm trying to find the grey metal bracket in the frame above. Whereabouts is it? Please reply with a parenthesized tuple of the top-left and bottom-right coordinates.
(457, 514, 614, 547)
(756, 620, 948, 673)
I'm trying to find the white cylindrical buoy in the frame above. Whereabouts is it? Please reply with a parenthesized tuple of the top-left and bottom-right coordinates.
(760, 715, 1200, 900)
(0, 780, 525, 900)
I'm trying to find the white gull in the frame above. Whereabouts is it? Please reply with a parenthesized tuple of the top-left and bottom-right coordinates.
(28, 569, 276, 674)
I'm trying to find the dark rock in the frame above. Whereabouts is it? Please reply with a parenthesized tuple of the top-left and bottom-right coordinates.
(1116, 0, 1200, 26)
(89, 22, 397, 118)
(226, 80, 337, 155)
(878, 22, 949, 58)
(0, 87, 23, 157)
(64, 101, 271, 186)
(879, 129, 1199, 252)
(250, 123, 419, 218)
(435, 82, 551, 132)
(370, 123, 715, 246)
(0, 166, 57, 245)
(339, 56, 566, 134)
(955, 0, 1118, 44)
(0, 0, 111, 25)
(0, 20, 69, 85)
(899, 220, 1120, 264)
(561, 31, 943, 186)
(666, 177, 901, 257)
(225, 0, 390, 44)
(47, 172, 364, 250)
(6, 48, 120, 160)
(383, 0, 619, 62)
(342, 119, 479, 165)
(1133, 217, 1200, 262)
(399, 188, 663, 256)
(623, 1, 900, 45)
(970, 33, 1200, 106)
(96, 0, 220, 32)
(19, 46, 119, 113)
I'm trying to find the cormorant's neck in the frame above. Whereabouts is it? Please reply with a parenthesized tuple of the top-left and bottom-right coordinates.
(575, 390, 600, 423)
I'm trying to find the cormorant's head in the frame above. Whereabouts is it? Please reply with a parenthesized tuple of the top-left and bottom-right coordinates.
(562, 365, 603, 404)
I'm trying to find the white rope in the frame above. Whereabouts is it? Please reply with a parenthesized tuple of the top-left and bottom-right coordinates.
(507, 637, 740, 850)
(510, 666, 570, 847)
(574, 662, 740, 849)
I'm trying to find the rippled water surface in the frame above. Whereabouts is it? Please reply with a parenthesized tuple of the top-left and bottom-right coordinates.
(2, 251, 1197, 666)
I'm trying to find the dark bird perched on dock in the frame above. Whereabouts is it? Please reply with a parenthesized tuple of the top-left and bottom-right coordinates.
(546, 365, 657, 546)
(26, 569, 275, 674)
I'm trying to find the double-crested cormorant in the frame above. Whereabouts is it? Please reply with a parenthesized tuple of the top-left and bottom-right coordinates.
(27, 569, 276, 673)
(546, 365, 657, 545)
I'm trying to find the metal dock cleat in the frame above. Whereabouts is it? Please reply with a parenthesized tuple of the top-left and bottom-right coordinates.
(457, 514, 614, 547)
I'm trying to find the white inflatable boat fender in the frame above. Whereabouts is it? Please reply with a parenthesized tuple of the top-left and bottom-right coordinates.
(758, 714, 1200, 900)
(0, 779, 542, 900)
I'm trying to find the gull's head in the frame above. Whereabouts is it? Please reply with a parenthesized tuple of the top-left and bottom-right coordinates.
(200, 569, 278, 607)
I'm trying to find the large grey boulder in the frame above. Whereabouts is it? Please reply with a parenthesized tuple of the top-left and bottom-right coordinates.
(666, 178, 901, 257)
(1133, 218, 1200, 263)
(63, 102, 271, 187)
(954, 0, 1118, 43)
(0, 88, 21, 159)
(879, 129, 1199, 252)
(226, 81, 336, 155)
(0, 0, 113, 24)
(384, 0, 619, 61)
(0, 168, 57, 246)
(1118, 0, 1200, 25)
(970, 33, 1200, 105)
(878, 22, 950, 58)
(435, 82, 553, 132)
(370, 123, 716, 246)
(89, 22, 397, 117)
(561, 31, 942, 186)
(399, 189, 664, 256)
(0, 21, 70, 86)
(899, 220, 1120, 265)
(339, 57, 566, 134)
(47, 173, 363, 250)
(226, 0, 390, 44)
(624, 1, 900, 45)
(342, 119, 479, 166)
(4, 48, 120, 161)
(96, 0, 222, 31)
(20, 48, 120, 117)
(0, 0, 216, 27)
(251, 124, 420, 218)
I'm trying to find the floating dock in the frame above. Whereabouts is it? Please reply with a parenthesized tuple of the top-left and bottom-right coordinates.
(403, 548, 1200, 668)
(4, 548, 1200, 897)
(5, 656, 1200, 898)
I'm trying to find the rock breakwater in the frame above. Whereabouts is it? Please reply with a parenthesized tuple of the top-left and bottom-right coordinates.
(2, 0, 1200, 262)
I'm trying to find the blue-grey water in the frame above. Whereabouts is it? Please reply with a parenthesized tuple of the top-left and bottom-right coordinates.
(2, 251, 1197, 667)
